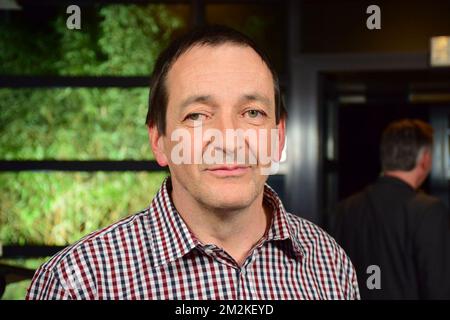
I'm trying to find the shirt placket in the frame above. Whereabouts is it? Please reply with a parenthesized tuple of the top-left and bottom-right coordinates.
(198, 237, 267, 300)
(237, 238, 267, 299)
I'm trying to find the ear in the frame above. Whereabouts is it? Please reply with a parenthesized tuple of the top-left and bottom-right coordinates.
(421, 148, 433, 171)
(276, 117, 286, 162)
(416, 148, 431, 173)
(148, 125, 168, 167)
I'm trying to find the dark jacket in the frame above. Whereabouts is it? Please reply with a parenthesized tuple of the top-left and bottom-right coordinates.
(331, 176, 450, 299)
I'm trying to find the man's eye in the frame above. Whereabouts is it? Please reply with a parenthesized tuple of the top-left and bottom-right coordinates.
(245, 109, 265, 118)
(185, 113, 206, 121)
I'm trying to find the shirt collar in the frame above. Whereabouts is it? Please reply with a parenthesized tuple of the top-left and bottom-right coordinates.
(378, 174, 415, 192)
(263, 183, 306, 257)
(148, 177, 200, 268)
(148, 176, 304, 268)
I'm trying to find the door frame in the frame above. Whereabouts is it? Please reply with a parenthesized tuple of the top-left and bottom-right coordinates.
(284, 52, 429, 224)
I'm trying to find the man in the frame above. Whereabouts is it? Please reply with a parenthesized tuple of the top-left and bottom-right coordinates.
(27, 25, 359, 300)
(331, 119, 450, 299)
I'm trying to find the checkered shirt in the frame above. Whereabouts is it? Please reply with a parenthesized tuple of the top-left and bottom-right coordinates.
(26, 177, 360, 300)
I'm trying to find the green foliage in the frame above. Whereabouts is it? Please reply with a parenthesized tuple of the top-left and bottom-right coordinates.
(0, 88, 152, 160)
(0, 4, 184, 75)
(0, 5, 185, 161)
(95, 5, 183, 75)
(0, 4, 184, 299)
(0, 17, 58, 75)
(0, 172, 167, 245)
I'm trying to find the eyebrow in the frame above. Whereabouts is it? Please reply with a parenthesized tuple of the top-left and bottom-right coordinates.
(179, 95, 213, 110)
(179, 92, 273, 110)
(239, 93, 272, 107)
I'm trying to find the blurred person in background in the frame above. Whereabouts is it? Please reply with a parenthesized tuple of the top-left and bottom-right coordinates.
(331, 119, 450, 299)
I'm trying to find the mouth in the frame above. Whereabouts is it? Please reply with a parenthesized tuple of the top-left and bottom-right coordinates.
(204, 165, 251, 177)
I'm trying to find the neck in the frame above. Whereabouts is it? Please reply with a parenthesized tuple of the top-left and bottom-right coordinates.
(170, 181, 272, 266)
(383, 170, 420, 189)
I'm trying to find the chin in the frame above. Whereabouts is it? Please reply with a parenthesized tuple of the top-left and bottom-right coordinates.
(200, 181, 257, 210)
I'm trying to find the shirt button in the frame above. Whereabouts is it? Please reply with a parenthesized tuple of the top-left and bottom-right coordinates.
(203, 244, 216, 254)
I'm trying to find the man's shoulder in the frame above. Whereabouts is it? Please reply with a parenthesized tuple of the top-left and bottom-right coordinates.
(285, 212, 360, 299)
(285, 212, 348, 257)
(338, 188, 369, 210)
(38, 208, 152, 274)
(413, 191, 446, 208)
(410, 192, 449, 223)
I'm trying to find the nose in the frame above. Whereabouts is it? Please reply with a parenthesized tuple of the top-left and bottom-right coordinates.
(213, 110, 239, 133)
(208, 112, 245, 160)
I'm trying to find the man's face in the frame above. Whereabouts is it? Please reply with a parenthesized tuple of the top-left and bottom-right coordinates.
(149, 43, 285, 211)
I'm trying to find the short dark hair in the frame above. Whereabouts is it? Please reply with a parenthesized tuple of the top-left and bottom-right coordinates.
(145, 25, 287, 134)
(380, 119, 433, 171)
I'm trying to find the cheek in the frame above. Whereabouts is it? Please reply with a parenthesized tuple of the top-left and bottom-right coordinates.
(247, 127, 280, 163)
(163, 127, 204, 165)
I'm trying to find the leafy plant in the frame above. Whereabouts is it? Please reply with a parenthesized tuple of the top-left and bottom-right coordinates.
(0, 4, 184, 299)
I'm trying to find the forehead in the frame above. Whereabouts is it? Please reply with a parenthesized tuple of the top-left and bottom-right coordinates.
(166, 43, 274, 101)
